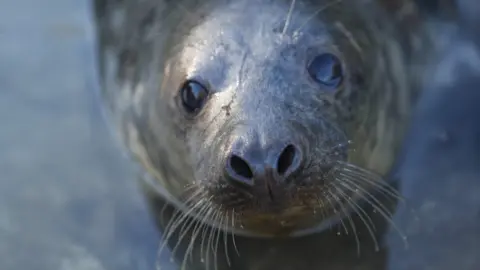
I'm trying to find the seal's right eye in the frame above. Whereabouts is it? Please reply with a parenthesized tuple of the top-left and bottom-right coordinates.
(180, 80, 209, 114)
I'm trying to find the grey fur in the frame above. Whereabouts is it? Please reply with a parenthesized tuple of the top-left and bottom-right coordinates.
(93, 0, 429, 238)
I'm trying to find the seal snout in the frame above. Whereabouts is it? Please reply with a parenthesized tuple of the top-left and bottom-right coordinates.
(224, 135, 304, 194)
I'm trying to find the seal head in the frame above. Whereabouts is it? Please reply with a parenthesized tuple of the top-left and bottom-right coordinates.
(98, 0, 415, 237)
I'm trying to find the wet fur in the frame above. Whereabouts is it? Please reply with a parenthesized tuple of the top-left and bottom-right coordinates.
(93, 0, 432, 269)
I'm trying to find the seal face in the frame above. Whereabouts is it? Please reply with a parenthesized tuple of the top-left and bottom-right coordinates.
(95, 0, 416, 237)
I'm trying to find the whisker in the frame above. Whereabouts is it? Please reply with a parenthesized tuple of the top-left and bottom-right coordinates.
(213, 210, 223, 270)
(293, 0, 342, 36)
(231, 210, 240, 256)
(334, 21, 363, 55)
(180, 201, 212, 269)
(178, 187, 206, 212)
(314, 192, 333, 230)
(312, 193, 324, 218)
(170, 190, 206, 229)
(187, 201, 212, 263)
(157, 189, 206, 261)
(323, 186, 349, 235)
(206, 209, 220, 270)
(339, 176, 395, 218)
(344, 171, 400, 202)
(223, 212, 232, 266)
(157, 209, 185, 262)
(155, 207, 182, 270)
(200, 207, 215, 264)
(343, 172, 401, 205)
(333, 179, 379, 252)
(282, 0, 296, 36)
(336, 161, 403, 201)
(339, 171, 401, 215)
(326, 184, 360, 254)
(165, 199, 206, 261)
(173, 211, 197, 253)
(333, 177, 377, 233)
(339, 178, 409, 248)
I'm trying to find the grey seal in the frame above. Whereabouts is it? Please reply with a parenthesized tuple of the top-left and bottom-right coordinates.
(93, 0, 431, 268)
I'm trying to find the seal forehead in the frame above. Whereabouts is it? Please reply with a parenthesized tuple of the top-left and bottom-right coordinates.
(182, 0, 333, 65)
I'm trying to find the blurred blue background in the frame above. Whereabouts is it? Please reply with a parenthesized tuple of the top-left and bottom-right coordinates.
(0, 0, 169, 269)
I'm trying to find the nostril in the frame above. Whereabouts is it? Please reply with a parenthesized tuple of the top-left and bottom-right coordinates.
(277, 144, 298, 175)
(228, 155, 254, 179)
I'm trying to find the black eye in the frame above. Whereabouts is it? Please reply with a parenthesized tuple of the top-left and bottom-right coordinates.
(307, 53, 343, 89)
(180, 80, 209, 114)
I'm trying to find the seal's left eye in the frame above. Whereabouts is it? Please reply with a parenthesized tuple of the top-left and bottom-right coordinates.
(307, 53, 343, 89)
(180, 80, 210, 114)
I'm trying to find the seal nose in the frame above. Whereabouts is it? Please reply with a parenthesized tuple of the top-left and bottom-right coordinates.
(225, 141, 303, 187)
